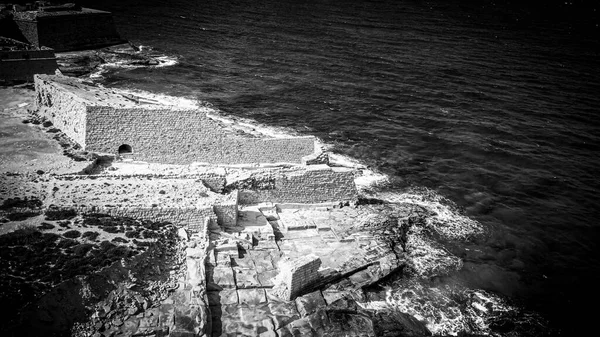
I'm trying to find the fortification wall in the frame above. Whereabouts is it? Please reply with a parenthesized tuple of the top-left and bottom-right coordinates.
(234, 165, 358, 205)
(34, 75, 87, 146)
(50, 175, 238, 231)
(85, 105, 315, 165)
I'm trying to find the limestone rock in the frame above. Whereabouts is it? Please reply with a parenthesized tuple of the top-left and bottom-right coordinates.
(295, 291, 326, 317)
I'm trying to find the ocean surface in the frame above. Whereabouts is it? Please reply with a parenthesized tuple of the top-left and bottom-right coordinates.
(78, 0, 600, 335)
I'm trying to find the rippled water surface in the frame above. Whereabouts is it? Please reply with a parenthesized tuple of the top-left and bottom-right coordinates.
(79, 0, 600, 335)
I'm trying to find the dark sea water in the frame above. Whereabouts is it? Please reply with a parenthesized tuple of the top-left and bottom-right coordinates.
(79, 0, 600, 335)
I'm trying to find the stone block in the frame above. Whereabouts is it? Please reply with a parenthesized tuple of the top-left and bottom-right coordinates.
(326, 310, 376, 336)
(186, 246, 205, 258)
(295, 291, 326, 317)
(186, 258, 204, 286)
(238, 303, 270, 324)
(215, 251, 232, 267)
(234, 267, 261, 289)
(207, 266, 236, 290)
(215, 243, 239, 253)
(231, 256, 255, 269)
(174, 306, 202, 332)
(266, 301, 299, 329)
(304, 309, 330, 335)
(257, 269, 278, 287)
(207, 289, 238, 306)
(238, 289, 267, 306)
(285, 317, 315, 336)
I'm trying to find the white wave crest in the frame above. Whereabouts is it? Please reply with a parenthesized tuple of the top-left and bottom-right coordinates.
(385, 283, 515, 336)
(377, 189, 484, 241)
(152, 55, 178, 67)
(405, 226, 463, 278)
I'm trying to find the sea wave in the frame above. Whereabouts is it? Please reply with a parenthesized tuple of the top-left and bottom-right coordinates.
(382, 281, 547, 336)
(89, 53, 178, 80)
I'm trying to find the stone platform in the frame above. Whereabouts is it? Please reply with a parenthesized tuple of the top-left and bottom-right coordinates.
(204, 205, 410, 337)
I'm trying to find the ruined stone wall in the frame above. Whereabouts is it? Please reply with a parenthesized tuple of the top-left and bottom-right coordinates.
(34, 74, 87, 146)
(213, 191, 238, 229)
(85, 105, 315, 165)
(273, 255, 321, 300)
(76, 205, 215, 233)
(236, 165, 358, 205)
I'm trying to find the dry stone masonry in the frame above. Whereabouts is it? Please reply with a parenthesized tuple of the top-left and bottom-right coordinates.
(231, 165, 358, 205)
(34, 74, 316, 165)
(272, 255, 322, 301)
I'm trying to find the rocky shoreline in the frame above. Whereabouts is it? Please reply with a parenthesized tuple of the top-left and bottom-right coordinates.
(0, 76, 486, 337)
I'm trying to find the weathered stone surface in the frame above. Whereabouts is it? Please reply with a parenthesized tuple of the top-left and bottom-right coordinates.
(238, 289, 267, 306)
(266, 300, 300, 329)
(325, 310, 375, 337)
(207, 266, 236, 290)
(35, 74, 316, 165)
(174, 306, 202, 332)
(234, 267, 261, 289)
(187, 258, 204, 286)
(322, 290, 353, 307)
(234, 165, 357, 205)
(371, 310, 432, 337)
(207, 289, 238, 306)
(256, 268, 278, 287)
(272, 255, 321, 300)
(295, 291, 326, 317)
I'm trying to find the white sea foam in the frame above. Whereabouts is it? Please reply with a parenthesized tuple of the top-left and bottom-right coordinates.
(115, 88, 199, 109)
(326, 152, 389, 191)
(205, 111, 304, 139)
(152, 55, 178, 67)
(88, 54, 178, 80)
(376, 189, 484, 241)
(383, 282, 516, 336)
(405, 226, 463, 277)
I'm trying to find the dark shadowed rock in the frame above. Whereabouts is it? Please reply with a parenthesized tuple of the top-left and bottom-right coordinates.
(371, 310, 432, 337)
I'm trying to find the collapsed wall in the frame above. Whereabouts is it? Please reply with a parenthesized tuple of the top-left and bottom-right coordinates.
(34, 74, 316, 165)
(229, 164, 358, 205)
(50, 176, 238, 233)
